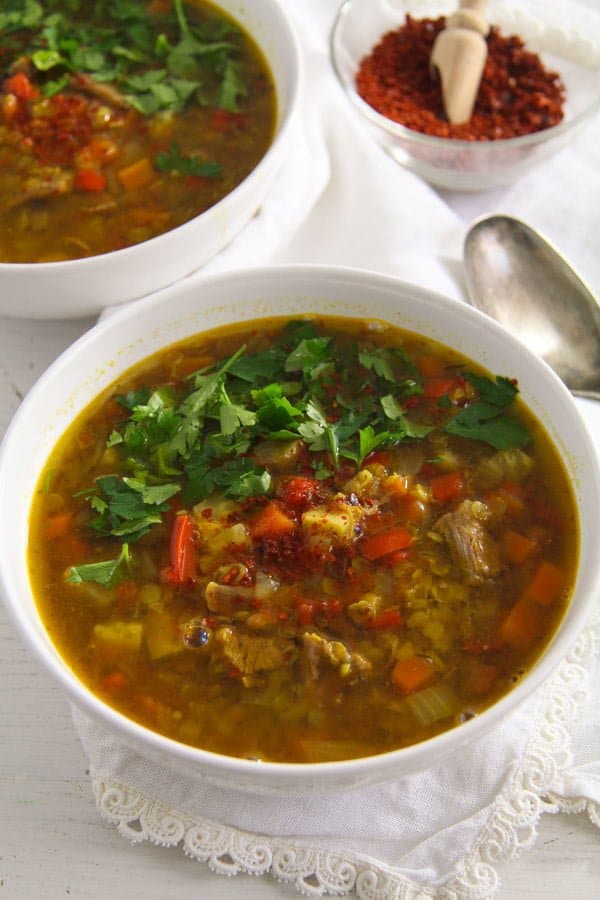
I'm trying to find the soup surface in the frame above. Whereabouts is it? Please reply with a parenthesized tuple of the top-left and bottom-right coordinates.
(29, 316, 578, 763)
(0, 0, 276, 262)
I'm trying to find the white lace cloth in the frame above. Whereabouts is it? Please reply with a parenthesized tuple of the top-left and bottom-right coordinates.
(77, 0, 600, 895)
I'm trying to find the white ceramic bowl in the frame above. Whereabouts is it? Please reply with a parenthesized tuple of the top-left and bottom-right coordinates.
(1, 265, 599, 794)
(0, 0, 302, 320)
(331, 0, 600, 191)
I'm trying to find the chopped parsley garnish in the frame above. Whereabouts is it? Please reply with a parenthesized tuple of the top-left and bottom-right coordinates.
(66, 542, 132, 588)
(155, 144, 222, 178)
(1, 0, 250, 116)
(75, 324, 530, 543)
(444, 374, 530, 450)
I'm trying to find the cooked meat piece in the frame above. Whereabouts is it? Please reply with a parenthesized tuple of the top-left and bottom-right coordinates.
(71, 73, 130, 109)
(215, 627, 294, 674)
(303, 631, 371, 682)
(435, 500, 501, 584)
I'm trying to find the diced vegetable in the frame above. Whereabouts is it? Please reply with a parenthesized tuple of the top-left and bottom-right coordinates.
(391, 656, 434, 694)
(405, 683, 459, 727)
(144, 609, 183, 659)
(523, 560, 564, 606)
(502, 529, 537, 565)
(250, 502, 297, 539)
(93, 621, 143, 656)
(498, 596, 543, 649)
(117, 158, 155, 192)
(430, 471, 465, 504)
(75, 169, 107, 193)
(360, 527, 412, 560)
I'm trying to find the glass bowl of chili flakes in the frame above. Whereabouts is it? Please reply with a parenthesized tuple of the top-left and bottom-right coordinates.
(330, 0, 600, 192)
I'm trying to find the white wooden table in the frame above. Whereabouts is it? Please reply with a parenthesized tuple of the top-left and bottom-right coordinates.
(1, 313, 599, 899)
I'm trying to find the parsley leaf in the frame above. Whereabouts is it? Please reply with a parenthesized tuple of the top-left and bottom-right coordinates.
(66, 542, 132, 588)
(444, 374, 530, 449)
(155, 143, 222, 178)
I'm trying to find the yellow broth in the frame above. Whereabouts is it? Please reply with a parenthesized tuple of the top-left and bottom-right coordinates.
(0, 0, 276, 262)
(28, 316, 579, 763)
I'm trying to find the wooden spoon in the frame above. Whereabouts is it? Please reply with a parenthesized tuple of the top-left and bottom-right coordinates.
(430, 0, 489, 125)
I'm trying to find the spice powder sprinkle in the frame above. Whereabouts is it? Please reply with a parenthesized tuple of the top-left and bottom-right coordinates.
(356, 16, 566, 140)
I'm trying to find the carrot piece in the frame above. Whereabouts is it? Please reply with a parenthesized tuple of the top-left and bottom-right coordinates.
(498, 596, 543, 649)
(416, 355, 445, 378)
(75, 168, 107, 192)
(391, 656, 434, 694)
(5, 72, 39, 101)
(100, 671, 127, 694)
(365, 609, 403, 630)
(464, 660, 498, 697)
(46, 511, 73, 539)
(251, 502, 297, 539)
(423, 376, 458, 399)
(361, 526, 413, 560)
(502, 529, 537, 565)
(523, 560, 564, 606)
(162, 513, 197, 585)
(117, 157, 155, 191)
(430, 471, 465, 504)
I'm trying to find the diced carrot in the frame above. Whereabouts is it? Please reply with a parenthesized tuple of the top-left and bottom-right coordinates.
(391, 656, 434, 694)
(100, 671, 127, 694)
(464, 660, 498, 697)
(361, 526, 413, 560)
(75, 168, 107, 192)
(251, 501, 297, 539)
(523, 560, 564, 606)
(430, 471, 465, 504)
(365, 609, 403, 630)
(117, 157, 155, 191)
(502, 529, 537, 565)
(46, 511, 73, 539)
(4, 72, 38, 101)
(416, 355, 445, 378)
(498, 596, 543, 649)
(423, 376, 458, 399)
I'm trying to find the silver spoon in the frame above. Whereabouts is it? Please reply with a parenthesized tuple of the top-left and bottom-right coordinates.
(463, 214, 600, 400)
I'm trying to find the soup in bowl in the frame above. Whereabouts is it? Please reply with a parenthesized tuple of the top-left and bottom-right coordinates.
(0, 0, 301, 318)
(1, 266, 598, 793)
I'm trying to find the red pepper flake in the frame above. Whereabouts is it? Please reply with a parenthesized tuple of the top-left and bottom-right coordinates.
(24, 94, 94, 165)
(356, 16, 565, 140)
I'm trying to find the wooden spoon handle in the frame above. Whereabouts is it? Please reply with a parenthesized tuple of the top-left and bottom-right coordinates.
(430, 0, 489, 125)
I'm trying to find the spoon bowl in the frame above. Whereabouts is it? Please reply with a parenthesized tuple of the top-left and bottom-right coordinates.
(464, 214, 600, 399)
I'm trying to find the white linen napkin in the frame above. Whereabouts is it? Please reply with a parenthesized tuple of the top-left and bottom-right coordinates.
(79, 0, 600, 895)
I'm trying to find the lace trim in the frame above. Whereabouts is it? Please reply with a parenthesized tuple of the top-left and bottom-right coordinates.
(92, 616, 600, 899)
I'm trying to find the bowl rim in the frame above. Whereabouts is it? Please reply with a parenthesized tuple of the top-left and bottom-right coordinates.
(1, 263, 599, 789)
(330, 0, 600, 151)
(0, 0, 303, 274)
